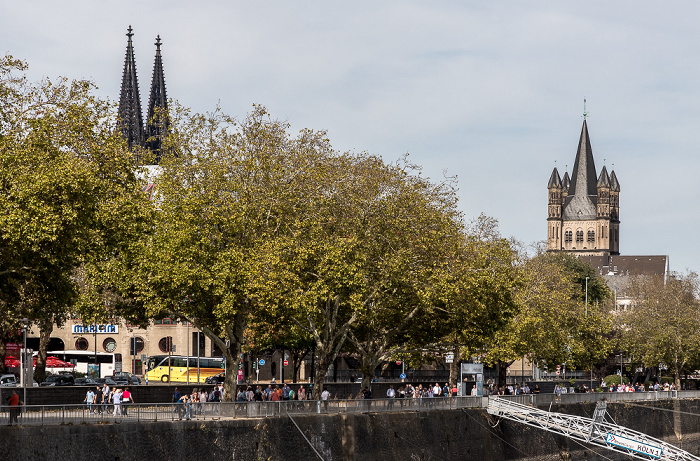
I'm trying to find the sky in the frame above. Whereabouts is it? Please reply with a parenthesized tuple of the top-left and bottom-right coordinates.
(3, 1, 699, 273)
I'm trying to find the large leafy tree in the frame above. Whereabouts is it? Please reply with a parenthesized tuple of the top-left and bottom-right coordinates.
(620, 272, 700, 388)
(0, 55, 152, 378)
(134, 106, 341, 399)
(481, 250, 613, 385)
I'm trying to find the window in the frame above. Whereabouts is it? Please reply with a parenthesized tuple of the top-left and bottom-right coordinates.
(587, 230, 595, 243)
(130, 337, 144, 355)
(565, 231, 572, 243)
(154, 317, 174, 325)
(576, 230, 583, 243)
(75, 337, 89, 351)
(158, 336, 173, 353)
(103, 337, 117, 353)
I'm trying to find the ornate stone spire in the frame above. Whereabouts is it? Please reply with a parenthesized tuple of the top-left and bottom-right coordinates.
(563, 120, 598, 220)
(118, 26, 145, 152)
(146, 35, 169, 164)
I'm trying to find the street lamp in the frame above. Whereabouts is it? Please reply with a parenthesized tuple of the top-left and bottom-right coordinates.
(20, 318, 29, 409)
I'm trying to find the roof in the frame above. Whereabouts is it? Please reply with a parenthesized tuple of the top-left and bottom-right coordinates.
(562, 120, 598, 220)
(578, 254, 669, 277)
(597, 165, 610, 188)
(562, 171, 571, 192)
(548, 167, 562, 188)
(609, 170, 620, 192)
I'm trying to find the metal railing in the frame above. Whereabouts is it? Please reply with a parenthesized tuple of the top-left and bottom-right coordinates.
(2, 390, 698, 427)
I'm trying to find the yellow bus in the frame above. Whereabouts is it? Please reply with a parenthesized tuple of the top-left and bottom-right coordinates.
(145, 355, 224, 383)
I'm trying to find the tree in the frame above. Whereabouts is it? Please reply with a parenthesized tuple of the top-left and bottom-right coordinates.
(133, 105, 343, 399)
(620, 272, 700, 388)
(0, 55, 151, 378)
(480, 250, 613, 385)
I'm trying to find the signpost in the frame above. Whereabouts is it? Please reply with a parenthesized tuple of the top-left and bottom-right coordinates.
(605, 433, 662, 459)
(446, 353, 454, 363)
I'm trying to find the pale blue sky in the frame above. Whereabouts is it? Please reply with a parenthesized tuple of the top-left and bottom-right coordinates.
(3, 1, 698, 273)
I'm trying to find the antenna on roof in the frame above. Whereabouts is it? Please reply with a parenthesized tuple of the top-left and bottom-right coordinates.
(582, 98, 589, 120)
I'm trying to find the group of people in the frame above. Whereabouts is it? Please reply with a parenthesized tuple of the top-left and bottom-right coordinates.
(605, 381, 676, 393)
(83, 384, 134, 416)
(172, 385, 224, 420)
(237, 383, 313, 402)
(383, 383, 458, 399)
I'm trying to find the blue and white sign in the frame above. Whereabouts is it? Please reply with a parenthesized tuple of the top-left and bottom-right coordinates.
(72, 324, 118, 334)
(400, 373, 406, 379)
(606, 433, 662, 459)
(258, 359, 265, 366)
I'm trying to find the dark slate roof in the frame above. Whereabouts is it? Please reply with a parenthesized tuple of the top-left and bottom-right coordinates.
(568, 120, 598, 197)
(609, 170, 620, 192)
(597, 165, 610, 188)
(562, 171, 571, 192)
(578, 254, 668, 277)
(563, 120, 597, 220)
(548, 167, 562, 188)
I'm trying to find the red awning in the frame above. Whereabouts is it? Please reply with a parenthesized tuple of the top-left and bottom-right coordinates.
(33, 356, 75, 368)
(4, 357, 20, 368)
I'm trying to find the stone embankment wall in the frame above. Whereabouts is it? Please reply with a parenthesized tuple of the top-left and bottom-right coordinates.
(2, 400, 700, 460)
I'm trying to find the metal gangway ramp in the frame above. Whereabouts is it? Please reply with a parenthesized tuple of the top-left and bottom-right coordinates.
(486, 396, 700, 460)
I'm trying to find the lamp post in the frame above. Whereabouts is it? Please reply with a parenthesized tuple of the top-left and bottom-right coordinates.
(21, 318, 29, 409)
(585, 276, 591, 390)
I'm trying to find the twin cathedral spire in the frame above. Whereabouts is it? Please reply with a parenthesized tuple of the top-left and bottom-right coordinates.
(118, 26, 169, 165)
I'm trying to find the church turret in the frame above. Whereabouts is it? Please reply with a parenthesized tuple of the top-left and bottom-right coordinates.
(609, 169, 620, 254)
(596, 165, 611, 218)
(146, 35, 169, 164)
(547, 167, 563, 250)
(118, 26, 145, 153)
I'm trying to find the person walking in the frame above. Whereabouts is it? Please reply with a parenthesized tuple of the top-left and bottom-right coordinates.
(7, 390, 21, 425)
(113, 388, 122, 416)
(122, 387, 132, 416)
(84, 388, 96, 414)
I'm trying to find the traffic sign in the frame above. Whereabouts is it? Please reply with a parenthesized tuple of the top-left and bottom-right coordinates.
(396, 361, 402, 365)
(400, 373, 406, 379)
(283, 360, 289, 366)
(258, 359, 265, 366)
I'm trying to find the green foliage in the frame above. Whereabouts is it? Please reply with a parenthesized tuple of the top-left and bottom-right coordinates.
(603, 374, 629, 386)
(620, 272, 700, 387)
(0, 54, 154, 376)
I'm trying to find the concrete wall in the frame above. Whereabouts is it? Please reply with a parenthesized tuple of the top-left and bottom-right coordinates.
(2, 400, 700, 460)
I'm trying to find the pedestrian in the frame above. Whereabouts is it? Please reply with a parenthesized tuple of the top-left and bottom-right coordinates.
(94, 387, 104, 414)
(84, 387, 96, 413)
(113, 388, 122, 416)
(122, 387, 133, 416)
(7, 390, 21, 425)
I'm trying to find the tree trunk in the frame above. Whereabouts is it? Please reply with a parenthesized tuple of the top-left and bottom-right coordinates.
(448, 347, 462, 387)
(35, 319, 53, 383)
(359, 354, 381, 396)
(0, 337, 6, 374)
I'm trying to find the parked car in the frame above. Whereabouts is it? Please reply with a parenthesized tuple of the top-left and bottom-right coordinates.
(113, 372, 141, 386)
(94, 377, 117, 387)
(0, 374, 18, 387)
(74, 377, 98, 386)
(205, 372, 225, 385)
(40, 374, 75, 386)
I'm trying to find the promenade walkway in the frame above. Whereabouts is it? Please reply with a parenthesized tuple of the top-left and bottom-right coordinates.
(2, 390, 699, 427)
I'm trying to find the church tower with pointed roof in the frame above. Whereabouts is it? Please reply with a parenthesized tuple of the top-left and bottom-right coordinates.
(146, 35, 169, 164)
(117, 27, 171, 165)
(547, 120, 620, 256)
(118, 26, 145, 153)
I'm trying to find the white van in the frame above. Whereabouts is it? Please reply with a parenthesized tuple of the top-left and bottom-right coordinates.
(0, 374, 18, 387)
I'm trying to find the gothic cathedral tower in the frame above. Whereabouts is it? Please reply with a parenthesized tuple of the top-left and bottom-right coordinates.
(117, 26, 170, 165)
(547, 120, 620, 256)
